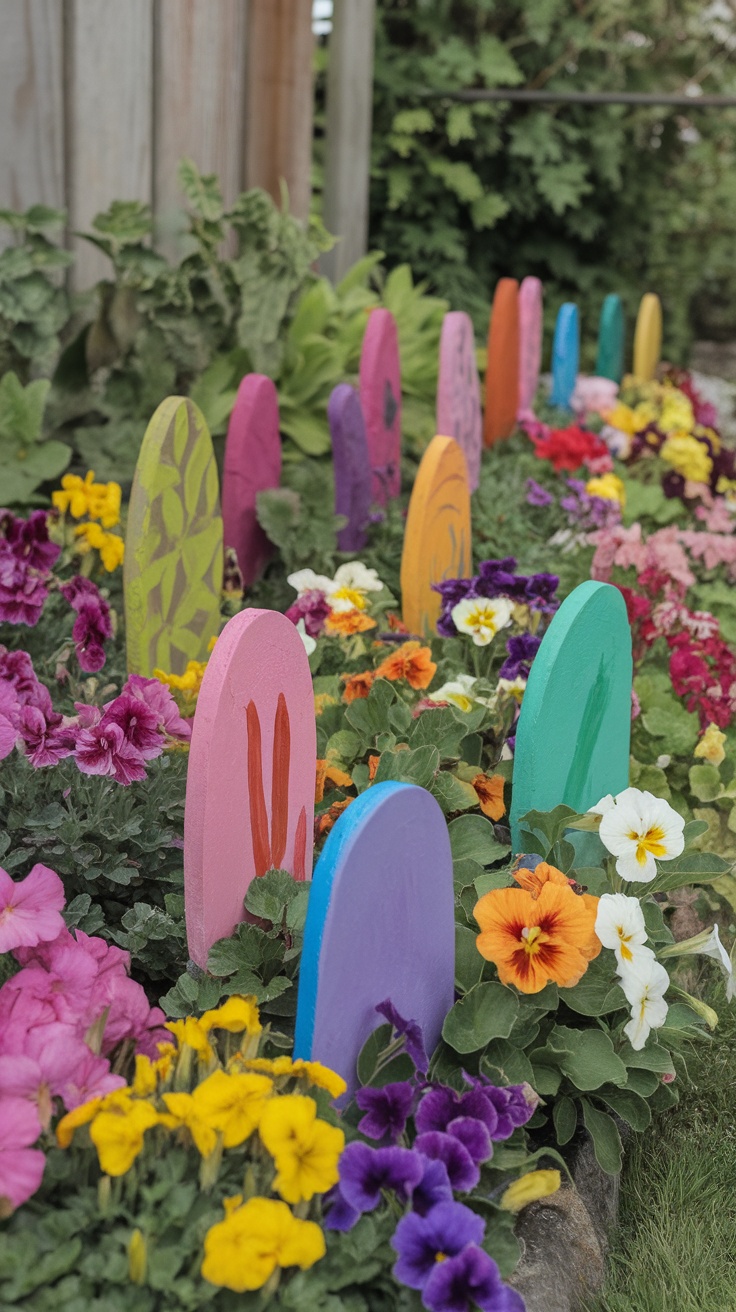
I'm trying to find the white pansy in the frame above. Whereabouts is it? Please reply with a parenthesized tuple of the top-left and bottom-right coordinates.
(295, 619, 316, 656)
(327, 562, 383, 613)
(427, 673, 480, 713)
(595, 893, 651, 972)
(620, 955, 670, 1050)
(588, 794, 615, 816)
(659, 924, 734, 1000)
(451, 596, 514, 647)
(287, 568, 333, 597)
(497, 676, 527, 703)
(598, 787, 685, 882)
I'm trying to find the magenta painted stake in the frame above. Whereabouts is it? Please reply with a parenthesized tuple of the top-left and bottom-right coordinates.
(359, 308, 402, 504)
(517, 277, 543, 421)
(222, 375, 282, 586)
(437, 311, 482, 492)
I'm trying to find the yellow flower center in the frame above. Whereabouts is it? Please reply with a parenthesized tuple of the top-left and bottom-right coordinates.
(520, 925, 543, 956)
(435, 1252, 448, 1263)
(629, 825, 667, 864)
(616, 927, 633, 962)
(332, 587, 367, 610)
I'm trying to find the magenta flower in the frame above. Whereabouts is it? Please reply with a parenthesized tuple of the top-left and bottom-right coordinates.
(17, 704, 75, 768)
(122, 675, 191, 742)
(0, 546, 49, 626)
(101, 694, 164, 759)
(60, 576, 113, 673)
(58, 1048, 126, 1110)
(391, 1202, 485, 1290)
(0, 1096, 45, 1213)
(285, 589, 331, 639)
(1, 509, 60, 571)
(0, 709, 16, 760)
(0, 864, 66, 954)
(75, 719, 147, 785)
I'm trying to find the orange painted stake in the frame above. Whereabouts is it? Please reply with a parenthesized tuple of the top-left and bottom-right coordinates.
(484, 278, 520, 445)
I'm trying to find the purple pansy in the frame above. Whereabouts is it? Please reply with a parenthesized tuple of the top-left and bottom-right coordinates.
(524, 479, 554, 508)
(416, 1085, 499, 1139)
(337, 1142, 425, 1213)
(285, 589, 332, 639)
(445, 1116, 492, 1165)
(411, 1154, 454, 1216)
(375, 1000, 429, 1074)
(499, 634, 541, 682)
(391, 1201, 485, 1290)
(463, 1077, 538, 1139)
(423, 1244, 525, 1312)
(355, 1081, 415, 1143)
(322, 1186, 361, 1232)
(413, 1131, 479, 1192)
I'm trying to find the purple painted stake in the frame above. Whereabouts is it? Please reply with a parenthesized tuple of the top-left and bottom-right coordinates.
(437, 311, 482, 493)
(222, 374, 282, 586)
(328, 384, 373, 552)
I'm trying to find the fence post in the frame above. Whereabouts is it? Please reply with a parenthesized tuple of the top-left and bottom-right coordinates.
(244, 0, 315, 222)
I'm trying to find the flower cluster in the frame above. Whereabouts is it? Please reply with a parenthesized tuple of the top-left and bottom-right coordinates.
(0, 861, 169, 1212)
(0, 509, 61, 626)
(52, 471, 125, 573)
(527, 422, 613, 474)
(57, 996, 345, 1294)
(59, 575, 113, 673)
(341, 640, 437, 705)
(433, 558, 559, 643)
(286, 562, 386, 646)
(594, 892, 670, 1050)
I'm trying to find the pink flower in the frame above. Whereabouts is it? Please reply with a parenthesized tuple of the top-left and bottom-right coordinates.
(58, 1048, 126, 1110)
(0, 1096, 45, 1212)
(60, 576, 113, 674)
(17, 704, 75, 769)
(0, 864, 66, 954)
(571, 375, 620, 418)
(0, 710, 16, 760)
(74, 720, 147, 785)
(102, 693, 164, 760)
(5, 945, 99, 1025)
(122, 675, 191, 742)
(0, 545, 49, 626)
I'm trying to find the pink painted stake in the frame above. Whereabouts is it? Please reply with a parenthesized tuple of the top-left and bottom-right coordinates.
(184, 608, 316, 968)
(437, 311, 482, 492)
(517, 277, 543, 422)
(359, 308, 402, 504)
(222, 375, 282, 586)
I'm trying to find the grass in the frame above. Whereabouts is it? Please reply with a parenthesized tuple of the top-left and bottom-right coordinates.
(584, 984, 736, 1312)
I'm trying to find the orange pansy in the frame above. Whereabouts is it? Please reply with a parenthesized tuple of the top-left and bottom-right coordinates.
(325, 610, 377, 636)
(472, 773, 505, 820)
(341, 671, 374, 703)
(315, 798, 353, 838)
(374, 641, 437, 690)
(315, 759, 353, 805)
(368, 754, 380, 782)
(473, 880, 600, 994)
(512, 862, 600, 959)
(387, 612, 410, 634)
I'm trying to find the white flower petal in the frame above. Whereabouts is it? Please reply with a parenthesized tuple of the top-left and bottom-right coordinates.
(287, 569, 332, 597)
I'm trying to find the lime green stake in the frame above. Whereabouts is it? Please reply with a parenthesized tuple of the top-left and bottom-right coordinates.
(124, 396, 223, 678)
(596, 294, 625, 383)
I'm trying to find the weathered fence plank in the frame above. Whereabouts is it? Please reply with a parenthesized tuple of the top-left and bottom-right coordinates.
(0, 1, 65, 216)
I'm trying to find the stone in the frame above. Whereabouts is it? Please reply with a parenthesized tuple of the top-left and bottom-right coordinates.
(550, 303, 580, 410)
(222, 374, 282, 586)
(328, 383, 373, 551)
(518, 276, 543, 420)
(400, 435, 472, 636)
(484, 277, 520, 444)
(596, 294, 625, 383)
(359, 307, 401, 504)
(633, 292, 663, 383)
(437, 310, 482, 491)
(508, 1185, 606, 1312)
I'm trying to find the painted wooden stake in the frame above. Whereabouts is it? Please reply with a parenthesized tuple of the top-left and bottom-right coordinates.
(517, 276, 543, 422)
(222, 374, 282, 587)
(400, 436, 472, 637)
(184, 608, 316, 969)
(509, 581, 632, 852)
(359, 308, 402, 504)
(596, 294, 625, 383)
(329, 383, 373, 552)
(294, 782, 455, 1096)
(437, 311, 482, 493)
(550, 303, 580, 410)
(124, 396, 223, 677)
(484, 278, 519, 445)
(633, 293, 662, 383)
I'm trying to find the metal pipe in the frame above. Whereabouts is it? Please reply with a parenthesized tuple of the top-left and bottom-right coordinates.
(419, 89, 736, 108)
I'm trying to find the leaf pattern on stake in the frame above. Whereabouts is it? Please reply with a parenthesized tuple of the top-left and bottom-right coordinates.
(271, 693, 291, 869)
(246, 700, 271, 879)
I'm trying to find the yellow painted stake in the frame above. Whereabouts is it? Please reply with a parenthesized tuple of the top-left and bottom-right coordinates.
(632, 293, 662, 382)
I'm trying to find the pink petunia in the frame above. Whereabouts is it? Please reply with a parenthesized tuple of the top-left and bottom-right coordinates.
(58, 1048, 126, 1110)
(74, 719, 147, 785)
(122, 674, 192, 742)
(0, 864, 66, 955)
(17, 704, 75, 769)
(0, 1096, 45, 1212)
(102, 693, 164, 760)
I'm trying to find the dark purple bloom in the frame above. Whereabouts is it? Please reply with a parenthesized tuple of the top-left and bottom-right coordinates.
(411, 1154, 454, 1216)
(75, 720, 147, 786)
(662, 470, 686, 501)
(375, 1000, 429, 1074)
(391, 1202, 485, 1290)
(338, 1142, 424, 1213)
(122, 675, 191, 742)
(414, 1131, 479, 1192)
(476, 559, 528, 603)
(0, 544, 49, 625)
(285, 589, 331, 639)
(416, 1086, 499, 1139)
(17, 704, 75, 768)
(423, 1244, 525, 1312)
(499, 634, 541, 682)
(524, 479, 554, 508)
(446, 1116, 492, 1165)
(463, 1077, 537, 1140)
(322, 1186, 361, 1232)
(0, 509, 61, 571)
(355, 1081, 414, 1143)
(524, 573, 559, 613)
(0, 647, 43, 704)
(61, 576, 112, 673)
(102, 694, 164, 760)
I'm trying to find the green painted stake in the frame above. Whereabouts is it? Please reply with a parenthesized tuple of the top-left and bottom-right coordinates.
(596, 294, 625, 383)
(510, 581, 632, 853)
(124, 396, 224, 678)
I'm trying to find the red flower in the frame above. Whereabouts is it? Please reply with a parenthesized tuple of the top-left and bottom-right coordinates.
(532, 424, 611, 473)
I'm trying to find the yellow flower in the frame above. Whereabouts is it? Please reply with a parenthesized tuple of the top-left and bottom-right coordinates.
(694, 723, 726, 768)
(601, 402, 639, 435)
(201, 1196, 325, 1292)
(258, 1095, 344, 1204)
(238, 1056, 296, 1078)
(74, 522, 125, 572)
(585, 473, 626, 507)
(201, 995, 262, 1036)
(161, 1092, 218, 1157)
(194, 1070, 273, 1147)
(289, 1060, 347, 1100)
(659, 391, 695, 435)
(314, 693, 338, 716)
(131, 1055, 158, 1097)
(631, 400, 658, 429)
(52, 471, 97, 519)
(56, 1088, 132, 1148)
(154, 660, 207, 699)
(499, 1169, 561, 1212)
(87, 480, 122, 528)
(165, 1016, 215, 1063)
(660, 433, 712, 484)
(90, 1099, 160, 1176)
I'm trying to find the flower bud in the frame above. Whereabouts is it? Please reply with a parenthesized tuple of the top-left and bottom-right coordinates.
(127, 1228, 147, 1285)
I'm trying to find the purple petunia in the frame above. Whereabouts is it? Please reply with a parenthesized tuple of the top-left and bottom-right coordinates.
(391, 1201, 485, 1290)
(0, 545, 50, 626)
(338, 1142, 425, 1213)
(375, 999, 429, 1074)
(423, 1244, 525, 1312)
(122, 675, 191, 742)
(102, 694, 164, 761)
(462, 1077, 538, 1140)
(355, 1081, 415, 1143)
(74, 720, 147, 786)
(0, 509, 61, 572)
(17, 704, 75, 769)
(322, 1185, 361, 1232)
(285, 588, 332, 639)
(525, 479, 554, 508)
(416, 1085, 500, 1139)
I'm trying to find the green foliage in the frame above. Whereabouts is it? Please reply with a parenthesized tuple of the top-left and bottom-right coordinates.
(0, 371, 70, 504)
(0, 205, 72, 380)
(367, 0, 736, 360)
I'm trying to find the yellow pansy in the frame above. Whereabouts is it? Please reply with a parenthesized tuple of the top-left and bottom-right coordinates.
(52, 471, 97, 519)
(165, 1016, 215, 1063)
(56, 1088, 132, 1148)
(585, 473, 626, 507)
(659, 391, 694, 434)
(631, 401, 658, 429)
(87, 479, 122, 528)
(194, 1070, 273, 1148)
(499, 1169, 561, 1212)
(89, 1099, 160, 1176)
(694, 723, 726, 768)
(201, 995, 262, 1036)
(131, 1055, 158, 1097)
(289, 1060, 347, 1100)
(601, 402, 639, 435)
(74, 521, 125, 571)
(161, 1092, 218, 1157)
(154, 660, 208, 700)
(258, 1095, 344, 1204)
(660, 433, 712, 484)
(201, 1196, 325, 1292)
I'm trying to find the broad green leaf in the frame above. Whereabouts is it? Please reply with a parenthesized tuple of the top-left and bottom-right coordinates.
(442, 981, 519, 1054)
(553, 1095, 577, 1146)
(581, 1099, 623, 1174)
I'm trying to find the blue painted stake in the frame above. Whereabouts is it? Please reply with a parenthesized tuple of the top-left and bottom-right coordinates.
(596, 295, 625, 383)
(550, 303, 580, 409)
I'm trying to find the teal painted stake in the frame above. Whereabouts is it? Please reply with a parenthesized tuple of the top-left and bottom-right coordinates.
(596, 295, 625, 382)
(550, 303, 579, 409)
(510, 581, 632, 852)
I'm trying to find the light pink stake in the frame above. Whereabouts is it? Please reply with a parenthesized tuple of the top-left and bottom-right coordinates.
(222, 375, 282, 586)
(517, 276, 543, 422)
(184, 608, 316, 969)
(437, 311, 482, 492)
(359, 308, 402, 504)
